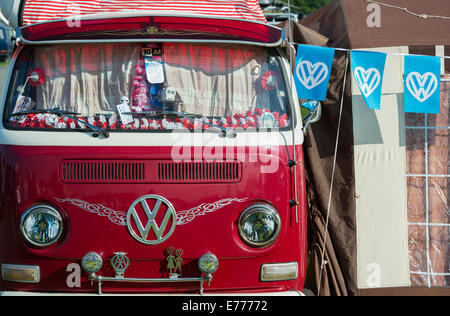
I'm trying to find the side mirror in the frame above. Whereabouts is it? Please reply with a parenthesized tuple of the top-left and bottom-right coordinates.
(301, 101, 322, 133)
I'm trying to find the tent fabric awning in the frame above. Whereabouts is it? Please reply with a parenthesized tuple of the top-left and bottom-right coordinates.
(301, 0, 450, 49)
(20, 0, 267, 25)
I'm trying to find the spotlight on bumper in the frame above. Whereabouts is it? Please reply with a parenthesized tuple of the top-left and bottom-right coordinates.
(81, 252, 103, 275)
(198, 253, 219, 275)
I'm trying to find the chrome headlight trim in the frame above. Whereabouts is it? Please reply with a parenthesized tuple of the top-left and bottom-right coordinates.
(238, 204, 281, 248)
(20, 205, 64, 247)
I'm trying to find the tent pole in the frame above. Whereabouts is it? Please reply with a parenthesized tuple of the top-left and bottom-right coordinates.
(317, 51, 350, 296)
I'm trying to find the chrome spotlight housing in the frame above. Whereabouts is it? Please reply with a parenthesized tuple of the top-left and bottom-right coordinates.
(81, 252, 103, 275)
(198, 253, 219, 275)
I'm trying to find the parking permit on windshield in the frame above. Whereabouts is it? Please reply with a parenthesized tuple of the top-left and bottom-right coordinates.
(142, 46, 165, 84)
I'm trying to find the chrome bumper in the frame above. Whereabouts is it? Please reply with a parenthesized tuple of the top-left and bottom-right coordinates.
(87, 273, 213, 295)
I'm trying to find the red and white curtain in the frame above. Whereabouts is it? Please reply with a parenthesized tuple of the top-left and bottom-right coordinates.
(22, 0, 266, 25)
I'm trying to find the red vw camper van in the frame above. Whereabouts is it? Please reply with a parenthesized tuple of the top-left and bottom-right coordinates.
(0, 1, 307, 295)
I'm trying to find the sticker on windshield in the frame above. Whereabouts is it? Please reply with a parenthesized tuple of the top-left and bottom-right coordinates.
(142, 46, 165, 84)
(145, 57, 165, 84)
(11, 95, 34, 122)
(116, 97, 133, 125)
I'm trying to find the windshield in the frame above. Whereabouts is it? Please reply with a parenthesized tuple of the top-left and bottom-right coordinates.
(5, 43, 291, 132)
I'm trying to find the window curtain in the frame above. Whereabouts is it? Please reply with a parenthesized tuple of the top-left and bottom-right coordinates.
(163, 43, 269, 117)
(32, 43, 275, 117)
(34, 43, 140, 115)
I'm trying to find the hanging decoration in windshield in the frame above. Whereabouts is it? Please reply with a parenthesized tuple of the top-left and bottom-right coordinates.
(8, 108, 289, 131)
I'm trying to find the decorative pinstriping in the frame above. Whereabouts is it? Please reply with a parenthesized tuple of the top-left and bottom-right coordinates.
(56, 198, 127, 226)
(176, 198, 248, 225)
(56, 197, 248, 226)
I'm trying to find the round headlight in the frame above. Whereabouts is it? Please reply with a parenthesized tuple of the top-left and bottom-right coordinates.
(20, 205, 64, 247)
(238, 204, 281, 248)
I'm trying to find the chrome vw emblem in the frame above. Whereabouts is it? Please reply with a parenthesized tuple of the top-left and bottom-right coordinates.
(126, 195, 177, 245)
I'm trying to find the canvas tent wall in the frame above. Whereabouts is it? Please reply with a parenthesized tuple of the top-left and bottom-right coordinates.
(299, 0, 450, 295)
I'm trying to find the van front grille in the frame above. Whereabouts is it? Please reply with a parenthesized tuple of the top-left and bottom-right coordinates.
(60, 160, 241, 184)
(158, 162, 241, 183)
(60, 160, 146, 183)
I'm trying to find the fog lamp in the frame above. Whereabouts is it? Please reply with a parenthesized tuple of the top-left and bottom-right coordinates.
(20, 205, 63, 247)
(81, 252, 103, 274)
(238, 204, 281, 248)
(260, 262, 298, 282)
(1, 264, 40, 283)
(198, 253, 219, 275)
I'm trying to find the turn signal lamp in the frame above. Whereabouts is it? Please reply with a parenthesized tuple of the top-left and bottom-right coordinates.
(260, 262, 298, 282)
(1, 264, 40, 283)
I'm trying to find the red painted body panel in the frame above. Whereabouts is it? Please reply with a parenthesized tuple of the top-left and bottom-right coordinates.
(19, 15, 281, 45)
(0, 144, 306, 294)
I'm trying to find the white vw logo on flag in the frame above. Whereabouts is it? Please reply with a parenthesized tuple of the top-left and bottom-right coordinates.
(406, 72, 438, 103)
(296, 60, 329, 90)
(126, 195, 177, 245)
(354, 67, 381, 98)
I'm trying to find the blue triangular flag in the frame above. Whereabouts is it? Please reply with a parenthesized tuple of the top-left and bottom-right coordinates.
(294, 45, 335, 101)
(351, 51, 387, 110)
(404, 55, 441, 114)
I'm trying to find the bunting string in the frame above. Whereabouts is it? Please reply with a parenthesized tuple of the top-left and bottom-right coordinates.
(366, 0, 450, 20)
(292, 43, 448, 114)
(277, 0, 450, 20)
(287, 45, 450, 60)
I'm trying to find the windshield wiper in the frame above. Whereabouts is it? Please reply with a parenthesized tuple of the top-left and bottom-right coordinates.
(128, 110, 237, 138)
(10, 108, 110, 139)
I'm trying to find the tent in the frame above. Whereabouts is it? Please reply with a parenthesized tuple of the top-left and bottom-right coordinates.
(297, 0, 450, 295)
